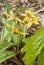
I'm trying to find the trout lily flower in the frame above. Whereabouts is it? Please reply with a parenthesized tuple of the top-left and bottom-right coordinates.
(6, 24, 27, 35)
(3, 11, 22, 23)
(23, 9, 39, 28)
(3, 9, 39, 29)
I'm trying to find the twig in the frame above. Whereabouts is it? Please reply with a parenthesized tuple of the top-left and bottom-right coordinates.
(34, 7, 44, 14)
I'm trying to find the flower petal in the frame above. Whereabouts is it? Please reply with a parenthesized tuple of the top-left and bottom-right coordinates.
(33, 21, 39, 24)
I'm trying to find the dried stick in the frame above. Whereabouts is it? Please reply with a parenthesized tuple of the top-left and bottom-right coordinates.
(34, 7, 44, 14)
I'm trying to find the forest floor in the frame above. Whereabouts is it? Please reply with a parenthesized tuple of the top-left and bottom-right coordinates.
(0, 0, 44, 65)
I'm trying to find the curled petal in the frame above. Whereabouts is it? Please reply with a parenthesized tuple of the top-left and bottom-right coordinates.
(28, 10, 39, 20)
(28, 10, 35, 18)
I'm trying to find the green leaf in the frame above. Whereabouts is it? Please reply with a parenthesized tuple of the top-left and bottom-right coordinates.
(1, 27, 13, 42)
(0, 51, 15, 63)
(5, 3, 12, 13)
(21, 28, 44, 65)
(1, 18, 7, 25)
(22, 6, 26, 13)
(12, 34, 21, 45)
(38, 48, 44, 65)
(0, 42, 15, 53)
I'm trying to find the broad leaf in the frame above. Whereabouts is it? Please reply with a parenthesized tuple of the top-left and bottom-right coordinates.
(0, 51, 15, 63)
(38, 48, 44, 65)
(21, 28, 44, 65)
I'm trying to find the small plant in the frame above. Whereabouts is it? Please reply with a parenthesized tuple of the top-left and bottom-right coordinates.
(0, 3, 44, 65)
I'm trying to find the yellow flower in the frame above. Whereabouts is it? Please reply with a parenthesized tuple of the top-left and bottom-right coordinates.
(10, 10, 22, 23)
(28, 9, 39, 24)
(3, 9, 39, 30)
(33, 20, 39, 24)
(26, 20, 39, 28)
(25, 10, 39, 27)
(23, 9, 39, 25)
(12, 26, 27, 35)
(3, 12, 22, 23)
(6, 23, 27, 35)
(28, 9, 35, 18)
